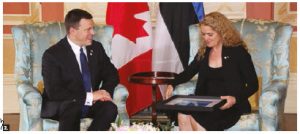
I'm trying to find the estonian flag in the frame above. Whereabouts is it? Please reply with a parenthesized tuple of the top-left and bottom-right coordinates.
(153, 2, 205, 98)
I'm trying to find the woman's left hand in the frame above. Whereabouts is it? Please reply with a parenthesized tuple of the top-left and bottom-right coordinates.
(219, 96, 236, 110)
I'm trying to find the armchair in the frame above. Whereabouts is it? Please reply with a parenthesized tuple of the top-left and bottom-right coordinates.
(12, 22, 129, 131)
(174, 19, 292, 130)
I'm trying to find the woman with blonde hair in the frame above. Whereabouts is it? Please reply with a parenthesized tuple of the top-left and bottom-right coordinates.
(165, 12, 258, 131)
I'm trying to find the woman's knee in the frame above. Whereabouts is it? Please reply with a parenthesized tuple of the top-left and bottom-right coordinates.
(178, 113, 191, 123)
(178, 113, 194, 130)
(178, 113, 190, 119)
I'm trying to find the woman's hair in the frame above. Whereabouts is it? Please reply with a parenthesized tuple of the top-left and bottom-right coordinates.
(198, 12, 247, 59)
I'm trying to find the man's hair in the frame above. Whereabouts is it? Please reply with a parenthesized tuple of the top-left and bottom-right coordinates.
(65, 9, 93, 34)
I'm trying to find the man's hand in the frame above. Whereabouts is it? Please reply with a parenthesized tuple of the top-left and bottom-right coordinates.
(219, 96, 236, 110)
(165, 85, 174, 100)
(93, 90, 112, 102)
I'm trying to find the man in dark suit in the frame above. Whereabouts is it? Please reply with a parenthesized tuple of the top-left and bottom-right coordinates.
(41, 9, 119, 131)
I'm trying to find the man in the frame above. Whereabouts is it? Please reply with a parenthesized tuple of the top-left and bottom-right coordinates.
(41, 9, 119, 131)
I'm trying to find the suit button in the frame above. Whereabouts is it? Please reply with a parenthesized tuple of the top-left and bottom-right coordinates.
(72, 99, 76, 102)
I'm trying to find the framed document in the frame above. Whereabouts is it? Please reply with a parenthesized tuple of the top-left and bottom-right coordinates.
(157, 95, 226, 112)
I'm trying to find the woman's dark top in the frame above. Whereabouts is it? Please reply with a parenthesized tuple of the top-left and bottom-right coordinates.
(172, 45, 258, 130)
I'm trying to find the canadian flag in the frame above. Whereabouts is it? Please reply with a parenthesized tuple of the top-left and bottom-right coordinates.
(106, 2, 153, 116)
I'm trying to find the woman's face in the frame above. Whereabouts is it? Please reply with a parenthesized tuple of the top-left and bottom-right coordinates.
(200, 25, 222, 48)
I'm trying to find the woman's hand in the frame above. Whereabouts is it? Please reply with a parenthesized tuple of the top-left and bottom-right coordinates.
(219, 96, 236, 110)
(165, 85, 174, 100)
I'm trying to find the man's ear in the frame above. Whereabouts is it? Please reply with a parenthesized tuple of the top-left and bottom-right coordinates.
(69, 27, 76, 35)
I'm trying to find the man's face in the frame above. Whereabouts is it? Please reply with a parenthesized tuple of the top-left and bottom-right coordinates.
(71, 18, 95, 46)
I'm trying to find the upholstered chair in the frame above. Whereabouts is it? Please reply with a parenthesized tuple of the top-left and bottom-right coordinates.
(12, 22, 129, 131)
(173, 19, 292, 130)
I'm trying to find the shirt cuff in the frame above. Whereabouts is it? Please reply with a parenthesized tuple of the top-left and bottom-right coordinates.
(85, 92, 93, 106)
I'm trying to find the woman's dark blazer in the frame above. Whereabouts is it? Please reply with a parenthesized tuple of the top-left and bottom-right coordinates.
(172, 45, 258, 114)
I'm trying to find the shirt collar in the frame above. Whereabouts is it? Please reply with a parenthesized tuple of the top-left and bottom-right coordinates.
(67, 36, 86, 53)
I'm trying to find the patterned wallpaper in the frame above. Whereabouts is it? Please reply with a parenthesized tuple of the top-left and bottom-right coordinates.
(64, 3, 107, 24)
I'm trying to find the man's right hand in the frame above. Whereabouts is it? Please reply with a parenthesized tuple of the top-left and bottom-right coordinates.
(165, 85, 174, 100)
(93, 90, 112, 102)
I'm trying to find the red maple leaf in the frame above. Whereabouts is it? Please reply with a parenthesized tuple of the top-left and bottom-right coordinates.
(106, 3, 149, 44)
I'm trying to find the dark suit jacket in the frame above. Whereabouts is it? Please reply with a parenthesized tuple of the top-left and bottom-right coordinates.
(41, 37, 119, 120)
(172, 45, 258, 114)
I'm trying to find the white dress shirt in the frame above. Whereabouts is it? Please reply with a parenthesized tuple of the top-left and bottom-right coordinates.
(67, 36, 93, 106)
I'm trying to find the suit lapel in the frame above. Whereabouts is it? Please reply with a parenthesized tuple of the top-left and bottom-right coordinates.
(222, 47, 231, 67)
(221, 47, 234, 91)
(61, 38, 83, 81)
(86, 46, 93, 69)
(86, 45, 95, 89)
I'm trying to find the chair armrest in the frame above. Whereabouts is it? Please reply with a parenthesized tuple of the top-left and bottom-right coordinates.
(17, 83, 43, 131)
(113, 84, 129, 125)
(113, 84, 129, 106)
(173, 80, 197, 96)
(259, 80, 287, 130)
(17, 83, 42, 104)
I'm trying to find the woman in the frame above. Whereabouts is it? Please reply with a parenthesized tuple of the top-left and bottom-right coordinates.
(165, 12, 258, 131)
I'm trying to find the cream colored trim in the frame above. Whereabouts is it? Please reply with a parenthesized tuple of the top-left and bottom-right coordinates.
(3, 20, 26, 25)
(292, 32, 297, 37)
(4, 74, 16, 85)
(3, 14, 31, 17)
(3, 34, 13, 39)
(39, 2, 42, 22)
(284, 72, 297, 113)
(3, 74, 19, 113)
